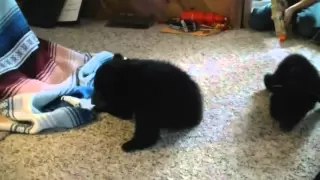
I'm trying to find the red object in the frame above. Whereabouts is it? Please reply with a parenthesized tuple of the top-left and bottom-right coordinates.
(180, 10, 227, 25)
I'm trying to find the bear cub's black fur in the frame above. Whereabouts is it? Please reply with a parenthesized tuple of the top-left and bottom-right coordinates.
(264, 53, 320, 131)
(92, 53, 203, 152)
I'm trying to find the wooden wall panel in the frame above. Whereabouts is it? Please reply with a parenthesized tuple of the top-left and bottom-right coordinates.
(242, 0, 252, 28)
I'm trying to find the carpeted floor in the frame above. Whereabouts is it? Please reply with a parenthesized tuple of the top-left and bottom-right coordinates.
(0, 21, 319, 180)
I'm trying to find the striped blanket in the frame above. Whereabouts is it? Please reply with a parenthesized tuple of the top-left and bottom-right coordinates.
(0, 0, 39, 76)
(0, 86, 95, 134)
(0, 38, 92, 99)
(0, 42, 113, 137)
(0, 0, 114, 139)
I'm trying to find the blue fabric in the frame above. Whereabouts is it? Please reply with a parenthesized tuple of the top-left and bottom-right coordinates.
(249, 4, 274, 31)
(77, 51, 114, 86)
(41, 86, 93, 112)
(0, 0, 39, 75)
(295, 1, 320, 42)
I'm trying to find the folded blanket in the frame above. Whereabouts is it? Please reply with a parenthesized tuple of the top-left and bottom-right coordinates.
(0, 86, 95, 134)
(0, 0, 39, 76)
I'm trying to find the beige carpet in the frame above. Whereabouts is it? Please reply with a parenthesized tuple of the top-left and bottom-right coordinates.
(0, 21, 319, 180)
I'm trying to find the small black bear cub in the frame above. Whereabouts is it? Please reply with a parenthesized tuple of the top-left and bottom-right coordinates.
(264, 53, 320, 131)
(92, 53, 203, 152)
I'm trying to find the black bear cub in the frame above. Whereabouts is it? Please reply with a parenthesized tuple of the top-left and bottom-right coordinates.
(92, 53, 203, 152)
(264, 54, 320, 131)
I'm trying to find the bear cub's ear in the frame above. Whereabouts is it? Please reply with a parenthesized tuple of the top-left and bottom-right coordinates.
(113, 53, 125, 61)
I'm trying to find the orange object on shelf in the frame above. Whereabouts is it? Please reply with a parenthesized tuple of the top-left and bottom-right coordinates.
(180, 10, 227, 25)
